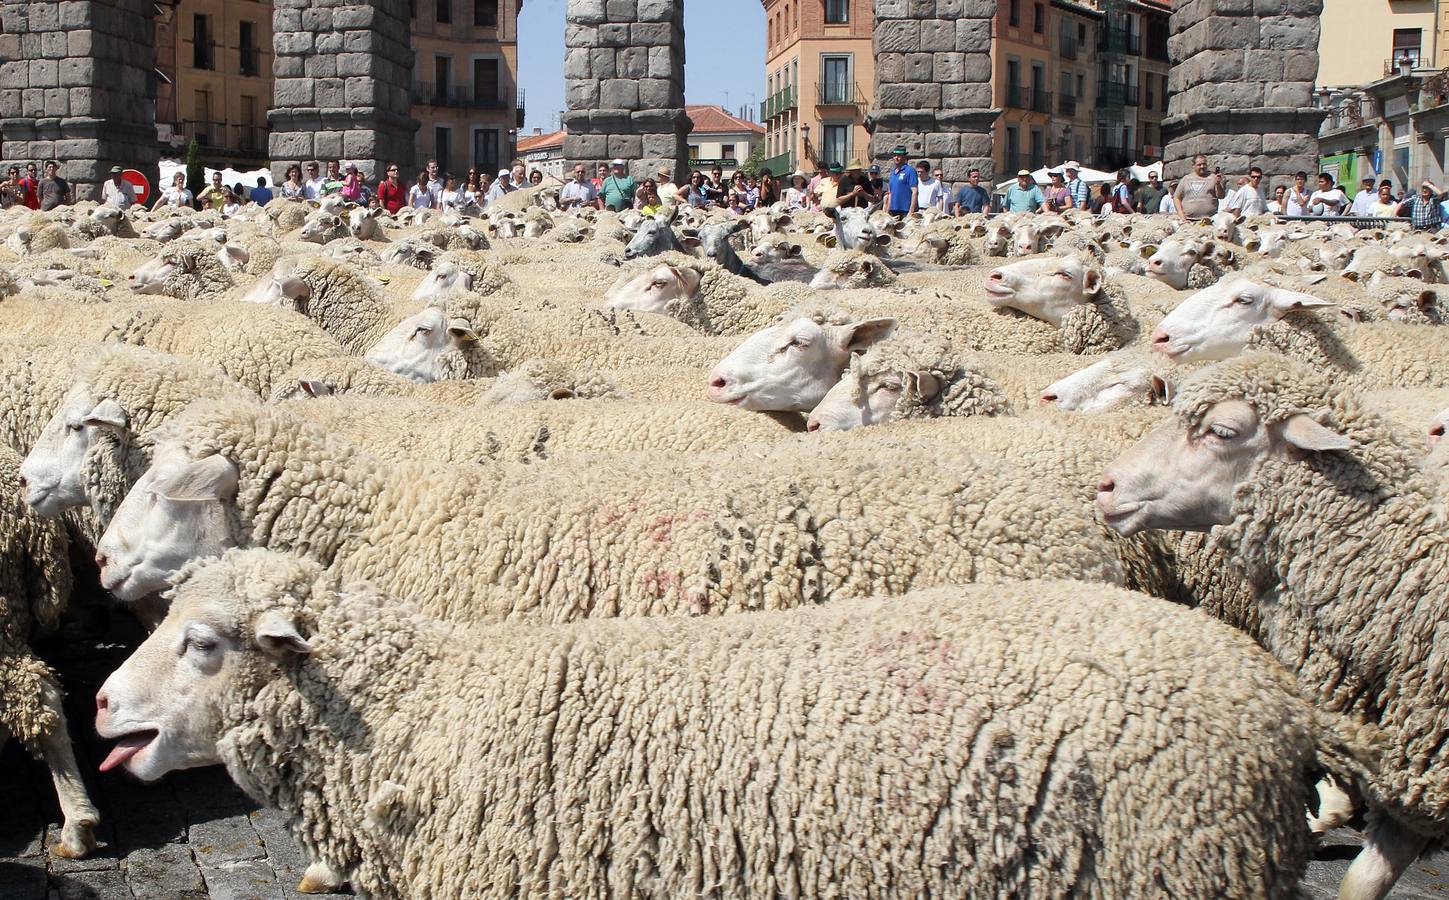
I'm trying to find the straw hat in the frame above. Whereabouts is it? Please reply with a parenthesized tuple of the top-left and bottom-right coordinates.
(790, 170, 809, 185)
(846, 158, 866, 171)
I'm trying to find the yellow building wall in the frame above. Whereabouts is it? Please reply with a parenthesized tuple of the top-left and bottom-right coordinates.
(1318, 0, 1437, 87)
(173, 0, 273, 158)
(766, 36, 875, 168)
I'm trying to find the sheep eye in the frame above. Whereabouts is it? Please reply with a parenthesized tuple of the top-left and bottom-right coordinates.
(1055, 271, 1072, 279)
(877, 380, 902, 393)
(786, 337, 808, 350)
(1208, 424, 1238, 439)
(412, 326, 432, 338)
(1232, 295, 1253, 305)
(66, 422, 83, 433)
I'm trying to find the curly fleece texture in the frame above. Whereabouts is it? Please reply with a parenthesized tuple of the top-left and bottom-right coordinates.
(476, 358, 621, 404)
(275, 395, 799, 464)
(1173, 354, 1449, 841)
(156, 245, 236, 302)
(282, 255, 403, 354)
(154, 398, 1124, 625)
(175, 550, 1316, 899)
(1246, 311, 1449, 390)
(265, 357, 498, 404)
(851, 332, 1011, 420)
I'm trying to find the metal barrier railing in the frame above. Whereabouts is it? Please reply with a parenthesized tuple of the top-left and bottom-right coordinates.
(1276, 214, 1415, 229)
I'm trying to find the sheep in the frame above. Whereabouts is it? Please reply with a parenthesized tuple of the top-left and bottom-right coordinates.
(805, 332, 1012, 431)
(266, 197, 314, 233)
(1245, 312, 1449, 390)
(93, 396, 1126, 619)
(95, 549, 1320, 900)
(475, 358, 622, 404)
(808, 248, 899, 290)
(126, 244, 237, 301)
(19, 345, 254, 527)
(1099, 353, 1449, 900)
(1148, 277, 1339, 362)
(0, 444, 97, 860)
(897, 219, 981, 267)
(264, 356, 497, 404)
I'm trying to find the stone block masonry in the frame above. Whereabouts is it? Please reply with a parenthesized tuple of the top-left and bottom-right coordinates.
(268, 0, 418, 184)
(1163, 0, 1326, 179)
(0, 0, 159, 202)
(867, 0, 1000, 183)
(562, 0, 688, 183)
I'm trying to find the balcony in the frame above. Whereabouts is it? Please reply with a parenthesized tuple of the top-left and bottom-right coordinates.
(1005, 84, 1051, 112)
(1031, 88, 1051, 113)
(1096, 81, 1139, 108)
(412, 82, 523, 113)
(817, 81, 865, 107)
(1059, 93, 1077, 116)
(1099, 26, 1139, 55)
(180, 120, 267, 158)
(1385, 54, 1422, 76)
(759, 86, 798, 120)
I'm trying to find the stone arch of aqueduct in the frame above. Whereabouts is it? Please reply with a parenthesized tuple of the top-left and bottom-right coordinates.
(0, 0, 1323, 200)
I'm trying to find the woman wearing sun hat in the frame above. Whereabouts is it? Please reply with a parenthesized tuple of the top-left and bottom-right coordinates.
(785, 171, 810, 209)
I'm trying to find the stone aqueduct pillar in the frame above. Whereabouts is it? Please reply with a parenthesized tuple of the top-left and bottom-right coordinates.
(0, 0, 159, 202)
(267, 0, 418, 182)
(868, 0, 1000, 182)
(561, 0, 689, 183)
(1162, 0, 1325, 179)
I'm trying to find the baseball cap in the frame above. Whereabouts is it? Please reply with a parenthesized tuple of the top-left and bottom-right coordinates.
(1017, 169, 1031, 176)
(497, 169, 510, 178)
(110, 165, 124, 173)
(610, 158, 625, 166)
(868, 165, 881, 174)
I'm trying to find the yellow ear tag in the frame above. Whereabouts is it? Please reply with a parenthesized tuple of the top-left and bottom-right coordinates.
(376, 274, 390, 284)
(99, 278, 114, 288)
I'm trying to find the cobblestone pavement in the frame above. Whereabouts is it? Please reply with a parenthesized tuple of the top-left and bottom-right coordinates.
(4, 604, 1446, 899)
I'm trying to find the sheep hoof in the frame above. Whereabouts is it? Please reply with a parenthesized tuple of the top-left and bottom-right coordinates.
(298, 860, 345, 893)
(51, 821, 97, 859)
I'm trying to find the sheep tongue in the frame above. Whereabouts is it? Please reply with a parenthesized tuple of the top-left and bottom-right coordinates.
(98, 734, 151, 773)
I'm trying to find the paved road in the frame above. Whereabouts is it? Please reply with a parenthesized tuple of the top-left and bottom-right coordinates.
(3, 604, 1446, 899)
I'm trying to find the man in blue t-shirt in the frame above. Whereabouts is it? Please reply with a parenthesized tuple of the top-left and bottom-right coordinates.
(952, 168, 990, 215)
(249, 177, 273, 206)
(884, 145, 918, 218)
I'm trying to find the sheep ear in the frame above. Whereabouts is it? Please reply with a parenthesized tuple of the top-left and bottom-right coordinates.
(151, 454, 239, 502)
(676, 266, 703, 292)
(1150, 375, 1174, 405)
(787, 243, 802, 257)
(1138, 244, 1158, 259)
(816, 232, 837, 248)
(906, 370, 941, 401)
(254, 608, 311, 659)
(83, 398, 128, 429)
(1267, 288, 1334, 317)
(446, 318, 478, 344)
(841, 317, 896, 353)
(1419, 289, 1439, 309)
(1083, 267, 1104, 296)
(1280, 415, 1358, 452)
(729, 218, 750, 234)
(679, 235, 701, 249)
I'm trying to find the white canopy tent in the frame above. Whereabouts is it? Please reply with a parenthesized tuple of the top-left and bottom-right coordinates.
(159, 159, 272, 189)
(993, 164, 1116, 194)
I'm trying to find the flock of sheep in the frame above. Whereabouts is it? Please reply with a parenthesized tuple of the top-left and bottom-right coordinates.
(0, 180, 1446, 899)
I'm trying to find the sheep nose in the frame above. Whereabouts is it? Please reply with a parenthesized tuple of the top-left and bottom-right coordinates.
(95, 691, 108, 714)
(95, 551, 108, 571)
(1431, 424, 1445, 443)
(987, 270, 1004, 281)
(1151, 330, 1170, 346)
(1039, 392, 1058, 406)
(806, 418, 821, 432)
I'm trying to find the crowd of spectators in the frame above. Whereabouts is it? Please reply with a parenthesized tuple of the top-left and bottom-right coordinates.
(7, 152, 1446, 230)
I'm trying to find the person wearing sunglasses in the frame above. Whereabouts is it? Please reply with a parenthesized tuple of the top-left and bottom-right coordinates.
(1226, 166, 1267, 217)
(303, 162, 325, 200)
(19, 163, 40, 209)
(376, 162, 405, 214)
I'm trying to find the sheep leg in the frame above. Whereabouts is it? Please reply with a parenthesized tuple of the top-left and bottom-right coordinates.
(298, 858, 345, 894)
(37, 680, 99, 859)
(1338, 817, 1429, 900)
(1308, 773, 1356, 836)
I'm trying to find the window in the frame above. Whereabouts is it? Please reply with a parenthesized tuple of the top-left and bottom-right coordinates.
(1059, 70, 1072, 98)
(1006, 125, 1020, 166)
(1030, 128, 1044, 166)
(1393, 28, 1422, 66)
(474, 0, 497, 27)
(821, 55, 850, 103)
(822, 123, 849, 167)
(239, 20, 258, 76)
(435, 54, 451, 102)
(473, 129, 500, 172)
(194, 89, 211, 124)
(1145, 76, 1154, 110)
(437, 0, 451, 24)
(192, 14, 213, 70)
(1033, 2, 1044, 34)
(474, 57, 499, 105)
(239, 95, 258, 150)
(1077, 73, 1085, 97)
(435, 126, 452, 174)
(1009, 0, 1020, 27)
(824, 0, 848, 24)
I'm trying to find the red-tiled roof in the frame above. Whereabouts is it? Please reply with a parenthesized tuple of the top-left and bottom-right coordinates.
(687, 104, 765, 135)
(517, 128, 565, 152)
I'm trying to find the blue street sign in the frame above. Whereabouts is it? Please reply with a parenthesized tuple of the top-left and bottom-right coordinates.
(1373, 148, 1383, 174)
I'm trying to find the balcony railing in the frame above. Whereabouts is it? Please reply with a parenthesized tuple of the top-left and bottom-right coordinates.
(1385, 54, 1422, 76)
(180, 120, 267, 158)
(1005, 84, 1051, 112)
(412, 82, 522, 111)
(817, 81, 864, 106)
(1095, 144, 1132, 170)
(186, 39, 217, 71)
(1031, 88, 1051, 113)
(1060, 33, 1078, 60)
(239, 45, 260, 77)
(1059, 93, 1077, 116)
(760, 86, 798, 120)
(1096, 81, 1140, 108)
(1099, 26, 1140, 55)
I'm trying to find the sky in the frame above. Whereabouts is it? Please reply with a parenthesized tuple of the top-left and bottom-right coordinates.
(518, 0, 766, 134)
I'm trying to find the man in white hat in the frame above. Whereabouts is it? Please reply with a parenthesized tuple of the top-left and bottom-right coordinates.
(600, 158, 637, 212)
(1063, 161, 1088, 209)
(484, 168, 515, 206)
(656, 164, 679, 207)
(100, 165, 136, 209)
(1005, 169, 1045, 213)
